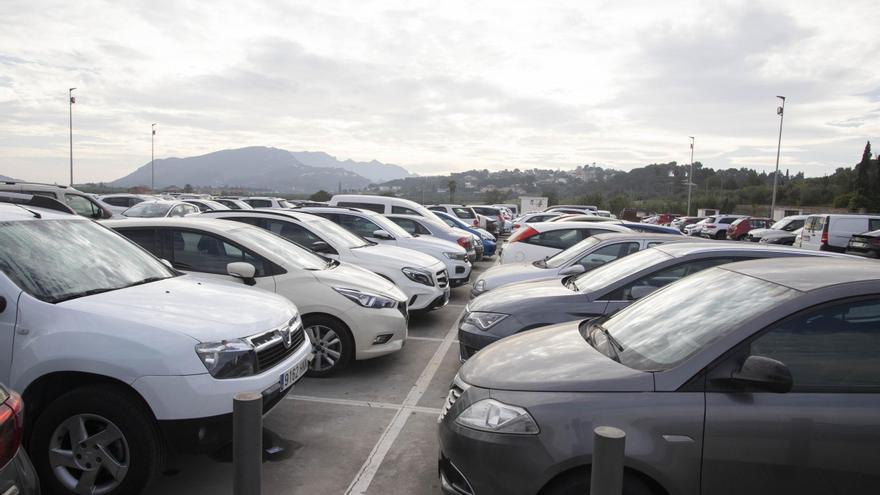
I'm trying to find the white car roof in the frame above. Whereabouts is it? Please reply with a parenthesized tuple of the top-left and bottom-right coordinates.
(530, 221, 633, 233)
(0, 203, 80, 221)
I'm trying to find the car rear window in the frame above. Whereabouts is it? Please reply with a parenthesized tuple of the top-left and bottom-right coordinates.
(452, 207, 475, 219)
(337, 201, 384, 213)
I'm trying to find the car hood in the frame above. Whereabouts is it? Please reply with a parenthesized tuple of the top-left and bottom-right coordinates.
(351, 244, 446, 272)
(401, 235, 466, 254)
(468, 277, 576, 312)
(59, 276, 297, 342)
(478, 262, 552, 289)
(459, 321, 654, 392)
(318, 261, 406, 301)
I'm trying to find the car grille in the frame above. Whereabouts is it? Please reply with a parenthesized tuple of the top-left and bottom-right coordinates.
(436, 269, 449, 288)
(251, 324, 306, 373)
(438, 382, 464, 422)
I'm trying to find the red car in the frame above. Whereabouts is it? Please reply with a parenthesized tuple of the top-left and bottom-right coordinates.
(727, 217, 773, 240)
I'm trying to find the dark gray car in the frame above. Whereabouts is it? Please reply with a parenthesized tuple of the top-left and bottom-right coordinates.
(458, 243, 852, 360)
(439, 257, 880, 495)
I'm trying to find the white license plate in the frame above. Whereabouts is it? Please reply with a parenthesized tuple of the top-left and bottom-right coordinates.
(279, 359, 308, 391)
(851, 242, 868, 248)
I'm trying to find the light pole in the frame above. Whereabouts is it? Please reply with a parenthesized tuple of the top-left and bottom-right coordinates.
(770, 96, 785, 219)
(687, 136, 694, 216)
(69, 88, 76, 185)
(151, 123, 157, 191)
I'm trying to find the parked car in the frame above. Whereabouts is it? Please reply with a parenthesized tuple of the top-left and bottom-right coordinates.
(727, 217, 773, 241)
(0, 181, 112, 219)
(746, 214, 807, 242)
(386, 214, 478, 265)
(544, 205, 598, 214)
(699, 215, 748, 239)
(499, 222, 632, 264)
(432, 210, 497, 258)
(472, 233, 697, 298)
(469, 206, 510, 235)
(459, 242, 854, 359)
(97, 193, 152, 215)
(298, 207, 455, 307)
(107, 217, 407, 376)
(240, 197, 294, 209)
(845, 229, 880, 258)
(202, 209, 449, 310)
(0, 203, 311, 495)
(759, 227, 802, 245)
(182, 198, 231, 212)
(441, 257, 880, 495)
(331, 194, 436, 217)
(511, 212, 563, 231)
(684, 217, 710, 236)
(122, 200, 201, 218)
(428, 204, 482, 229)
(671, 216, 706, 231)
(0, 384, 39, 495)
(213, 198, 255, 210)
(549, 214, 616, 223)
(800, 214, 880, 252)
(490, 203, 519, 217)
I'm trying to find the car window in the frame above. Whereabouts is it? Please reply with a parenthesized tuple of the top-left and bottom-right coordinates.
(438, 216, 457, 228)
(428, 206, 444, 212)
(337, 201, 385, 213)
(607, 257, 751, 301)
(264, 219, 328, 251)
(186, 204, 200, 215)
(870, 219, 880, 231)
(120, 228, 158, 253)
(64, 194, 100, 217)
(452, 207, 475, 219)
(389, 217, 422, 235)
(646, 241, 666, 248)
(23, 190, 57, 199)
(103, 197, 129, 207)
(524, 228, 582, 249)
(168, 230, 266, 276)
(391, 206, 421, 215)
(574, 242, 640, 271)
(245, 199, 271, 208)
(168, 205, 189, 217)
(747, 298, 880, 392)
(185, 201, 210, 212)
(337, 214, 384, 238)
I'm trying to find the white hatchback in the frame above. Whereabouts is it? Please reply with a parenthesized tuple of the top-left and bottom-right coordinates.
(499, 221, 633, 264)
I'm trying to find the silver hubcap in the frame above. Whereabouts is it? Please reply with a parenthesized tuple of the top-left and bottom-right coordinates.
(305, 324, 342, 372)
(49, 414, 130, 495)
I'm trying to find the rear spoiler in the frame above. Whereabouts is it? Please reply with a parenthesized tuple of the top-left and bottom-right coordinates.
(0, 192, 76, 215)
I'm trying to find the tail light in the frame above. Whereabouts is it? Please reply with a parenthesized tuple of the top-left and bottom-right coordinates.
(0, 390, 24, 467)
(508, 226, 539, 244)
(457, 237, 472, 249)
(821, 221, 829, 246)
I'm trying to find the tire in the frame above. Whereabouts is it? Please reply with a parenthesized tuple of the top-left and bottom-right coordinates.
(28, 384, 164, 495)
(541, 470, 657, 495)
(303, 314, 354, 378)
(715, 230, 726, 240)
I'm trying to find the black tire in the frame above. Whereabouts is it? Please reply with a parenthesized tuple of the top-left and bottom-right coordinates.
(29, 384, 164, 495)
(303, 314, 354, 378)
(715, 230, 726, 240)
(541, 470, 658, 495)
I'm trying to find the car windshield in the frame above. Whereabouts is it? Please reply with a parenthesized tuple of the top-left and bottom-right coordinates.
(301, 216, 371, 248)
(593, 268, 798, 371)
(544, 237, 602, 268)
(573, 248, 671, 292)
(369, 213, 414, 238)
(123, 202, 172, 217)
(230, 225, 328, 270)
(0, 219, 176, 303)
(278, 199, 294, 208)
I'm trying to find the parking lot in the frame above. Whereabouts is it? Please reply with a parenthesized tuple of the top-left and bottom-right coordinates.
(144, 262, 487, 495)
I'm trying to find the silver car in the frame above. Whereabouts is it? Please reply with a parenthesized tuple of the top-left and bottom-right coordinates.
(385, 213, 479, 262)
(471, 233, 700, 297)
(440, 257, 880, 495)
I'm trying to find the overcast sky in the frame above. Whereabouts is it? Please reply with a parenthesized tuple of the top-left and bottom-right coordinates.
(1, 0, 879, 183)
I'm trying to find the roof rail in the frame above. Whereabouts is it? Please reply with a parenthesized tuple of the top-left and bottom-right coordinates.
(0, 181, 70, 189)
(0, 192, 76, 215)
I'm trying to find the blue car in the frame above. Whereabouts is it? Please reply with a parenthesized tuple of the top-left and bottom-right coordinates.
(433, 211, 497, 257)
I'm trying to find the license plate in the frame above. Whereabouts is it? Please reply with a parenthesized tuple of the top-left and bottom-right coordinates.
(279, 359, 308, 391)
(851, 242, 868, 248)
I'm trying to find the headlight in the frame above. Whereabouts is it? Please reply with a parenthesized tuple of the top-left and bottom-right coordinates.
(402, 267, 433, 286)
(455, 399, 539, 434)
(463, 311, 508, 330)
(195, 339, 256, 378)
(334, 287, 398, 308)
(444, 251, 467, 261)
(473, 279, 486, 293)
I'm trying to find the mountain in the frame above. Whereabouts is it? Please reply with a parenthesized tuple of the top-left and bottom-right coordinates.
(290, 151, 412, 183)
(0, 174, 18, 181)
(110, 147, 374, 193)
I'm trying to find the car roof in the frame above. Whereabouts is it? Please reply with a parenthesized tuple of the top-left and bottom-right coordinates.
(532, 221, 632, 232)
(0, 202, 81, 221)
(202, 208, 316, 222)
(0, 181, 73, 191)
(720, 257, 880, 292)
(103, 217, 251, 234)
(590, 232, 696, 243)
(650, 241, 850, 258)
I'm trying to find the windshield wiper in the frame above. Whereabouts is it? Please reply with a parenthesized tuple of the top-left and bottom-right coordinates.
(53, 287, 117, 303)
(123, 276, 168, 289)
(600, 325, 625, 353)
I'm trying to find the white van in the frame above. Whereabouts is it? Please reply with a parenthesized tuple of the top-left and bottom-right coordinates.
(799, 214, 880, 252)
(330, 194, 436, 217)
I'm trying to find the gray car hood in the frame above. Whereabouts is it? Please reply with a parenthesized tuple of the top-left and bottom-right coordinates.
(468, 277, 577, 312)
(459, 321, 654, 392)
(478, 262, 552, 289)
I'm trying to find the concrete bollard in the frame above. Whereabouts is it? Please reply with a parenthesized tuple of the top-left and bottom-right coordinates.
(590, 426, 626, 495)
(233, 392, 263, 495)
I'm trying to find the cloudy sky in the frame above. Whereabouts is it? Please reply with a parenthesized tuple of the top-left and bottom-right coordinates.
(1, 0, 879, 183)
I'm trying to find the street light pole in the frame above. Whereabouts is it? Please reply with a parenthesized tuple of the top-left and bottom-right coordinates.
(151, 123, 157, 191)
(770, 96, 785, 219)
(69, 88, 76, 185)
(687, 136, 694, 216)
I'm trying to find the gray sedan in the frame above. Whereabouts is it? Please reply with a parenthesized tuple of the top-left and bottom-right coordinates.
(440, 257, 880, 495)
(459, 242, 854, 360)
(471, 233, 700, 298)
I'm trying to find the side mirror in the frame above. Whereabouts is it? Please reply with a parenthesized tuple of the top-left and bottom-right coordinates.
(629, 285, 658, 300)
(372, 230, 393, 240)
(558, 265, 586, 276)
(227, 262, 257, 286)
(311, 241, 333, 254)
(730, 355, 793, 393)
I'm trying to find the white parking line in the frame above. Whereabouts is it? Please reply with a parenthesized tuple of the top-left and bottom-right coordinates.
(288, 395, 442, 415)
(345, 305, 464, 495)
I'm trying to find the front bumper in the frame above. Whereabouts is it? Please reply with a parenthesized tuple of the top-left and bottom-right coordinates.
(447, 259, 473, 284)
(345, 305, 408, 360)
(457, 325, 503, 361)
(0, 448, 40, 495)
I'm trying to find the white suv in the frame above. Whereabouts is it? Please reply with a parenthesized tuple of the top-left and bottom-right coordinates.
(106, 217, 408, 376)
(0, 203, 311, 495)
(699, 215, 747, 239)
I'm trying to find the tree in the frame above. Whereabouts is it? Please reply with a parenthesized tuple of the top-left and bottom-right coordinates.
(309, 190, 332, 202)
(448, 180, 457, 203)
(851, 141, 872, 211)
(183, 184, 193, 193)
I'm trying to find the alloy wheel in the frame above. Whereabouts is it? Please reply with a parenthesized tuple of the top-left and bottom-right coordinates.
(305, 324, 343, 372)
(48, 413, 130, 495)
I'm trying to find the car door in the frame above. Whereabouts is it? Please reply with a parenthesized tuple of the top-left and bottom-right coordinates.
(701, 296, 880, 494)
(0, 275, 20, 384)
(800, 216, 824, 250)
